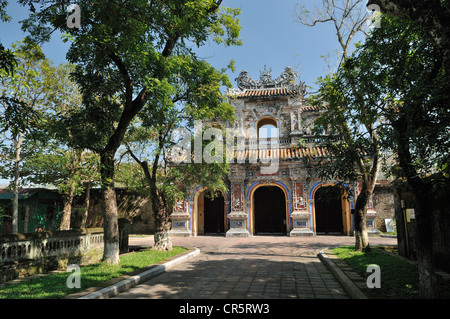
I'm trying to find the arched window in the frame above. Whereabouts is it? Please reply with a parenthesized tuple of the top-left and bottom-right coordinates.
(257, 117, 278, 139)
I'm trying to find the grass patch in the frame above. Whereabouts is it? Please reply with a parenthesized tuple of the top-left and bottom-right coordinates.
(332, 246, 420, 299)
(381, 231, 397, 236)
(0, 246, 187, 299)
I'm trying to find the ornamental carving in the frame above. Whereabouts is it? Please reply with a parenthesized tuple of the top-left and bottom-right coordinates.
(293, 182, 306, 210)
(235, 66, 306, 94)
(231, 183, 244, 212)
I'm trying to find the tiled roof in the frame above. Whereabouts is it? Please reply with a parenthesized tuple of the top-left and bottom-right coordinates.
(230, 146, 329, 163)
(300, 105, 328, 112)
(229, 88, 299, 99)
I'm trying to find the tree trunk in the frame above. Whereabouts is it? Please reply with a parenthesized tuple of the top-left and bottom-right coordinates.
(414, 197, 439, 298)
(80, 181, 91, 229)
(144, 159, 172, 251)
(59, 183, 75, 230)
(100, 152, 120, 265)
(353, 183, 371, 251)
(151, 193, 173, 251)
(393, 115, 439, 298)
(129, 146, 174, 251)
(12, 132, 23, 234)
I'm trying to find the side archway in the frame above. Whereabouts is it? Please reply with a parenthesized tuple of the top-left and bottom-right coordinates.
(190, 187, 228, 236)
(309, 181, 352, 235)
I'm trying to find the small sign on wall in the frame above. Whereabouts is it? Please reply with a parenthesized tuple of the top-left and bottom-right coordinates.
(406, 208, 415, 222)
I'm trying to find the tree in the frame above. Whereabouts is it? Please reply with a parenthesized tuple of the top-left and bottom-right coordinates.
(310, 70, 382, 251)
(121, 58, 235, 250)
(22, 63, 100, 231)
(0, 0, 17, 75)
(297, 0, 379, 251)
(20, 0, 241, 264)
(344, 14, 449, 298)
(24, 144, 99, 230)
(296, 0, 371, 71)
(367, 0, 450, 77)
(0, 41, 49, 233)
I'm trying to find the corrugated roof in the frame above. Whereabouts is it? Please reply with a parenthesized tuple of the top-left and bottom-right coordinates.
(0, 189, 38, 200)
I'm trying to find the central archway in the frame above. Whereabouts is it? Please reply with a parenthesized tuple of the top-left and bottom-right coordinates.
(253, 186, 287, 234)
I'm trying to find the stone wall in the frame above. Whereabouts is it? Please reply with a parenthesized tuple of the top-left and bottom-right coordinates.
(72, 188, 155, 234)
(372, 181, 395, 231)
(0, 228, 104, 283)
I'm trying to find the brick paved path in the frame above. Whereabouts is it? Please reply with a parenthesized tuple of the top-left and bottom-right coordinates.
(113, 235, 396, 300)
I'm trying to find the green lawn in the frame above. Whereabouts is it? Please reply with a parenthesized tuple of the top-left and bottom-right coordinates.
(0, 246, 187, 299)
(332, 246, 419, 299)
(332, 246, 450, 299)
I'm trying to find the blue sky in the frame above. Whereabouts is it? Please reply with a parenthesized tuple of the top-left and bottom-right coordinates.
(195, 0, 342, 91)
(0, 0, 358, 91)
(0, 0, 367, 187)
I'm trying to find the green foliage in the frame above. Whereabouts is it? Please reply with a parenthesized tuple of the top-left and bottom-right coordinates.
(21, 61, 100, 197)
(0, 41, 99, 196)
(0, 205, 10, 228)
(308, 69, 381, 184)
(0, 1, 17, 75)
(17, 0, 241, 250)
(310, 14, 449, 188)
(0, 41, 54, 186)
(0, 41, 44, 138)
(19, 0, 242, 154)
(120, 113, 232, 214)
(344, 14, 449, 179)
(0, 43, 16, 76)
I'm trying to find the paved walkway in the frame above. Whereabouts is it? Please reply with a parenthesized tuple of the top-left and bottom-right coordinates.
(113, 235, 397, 300)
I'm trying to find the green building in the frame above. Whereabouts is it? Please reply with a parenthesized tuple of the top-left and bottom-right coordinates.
(0, 188, 63, 234)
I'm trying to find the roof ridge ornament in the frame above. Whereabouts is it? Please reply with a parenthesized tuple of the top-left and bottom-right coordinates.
(235, 66, 306, 95)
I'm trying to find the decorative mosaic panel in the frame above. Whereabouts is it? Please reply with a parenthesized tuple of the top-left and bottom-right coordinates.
(293, 182, 306, 210)
(295, 220, 307, 228)
(232, 221, 244, 228)
(231, 183, 244, 212)
(173, 222, 186, 228)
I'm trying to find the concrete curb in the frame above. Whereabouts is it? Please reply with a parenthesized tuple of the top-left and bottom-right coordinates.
(318, 251, 368, 299)
(78, 247, 200, 299)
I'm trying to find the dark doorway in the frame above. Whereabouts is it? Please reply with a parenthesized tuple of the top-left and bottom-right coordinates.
(314, 186, 343, 234)
(254, 186, 286, 234)
(203, 192, 225, 234)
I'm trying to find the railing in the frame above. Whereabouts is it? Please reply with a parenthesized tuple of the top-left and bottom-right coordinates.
(245, 138, 292, 146)
(242, 135, 343, 147)
(0, 228, 104, 264)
